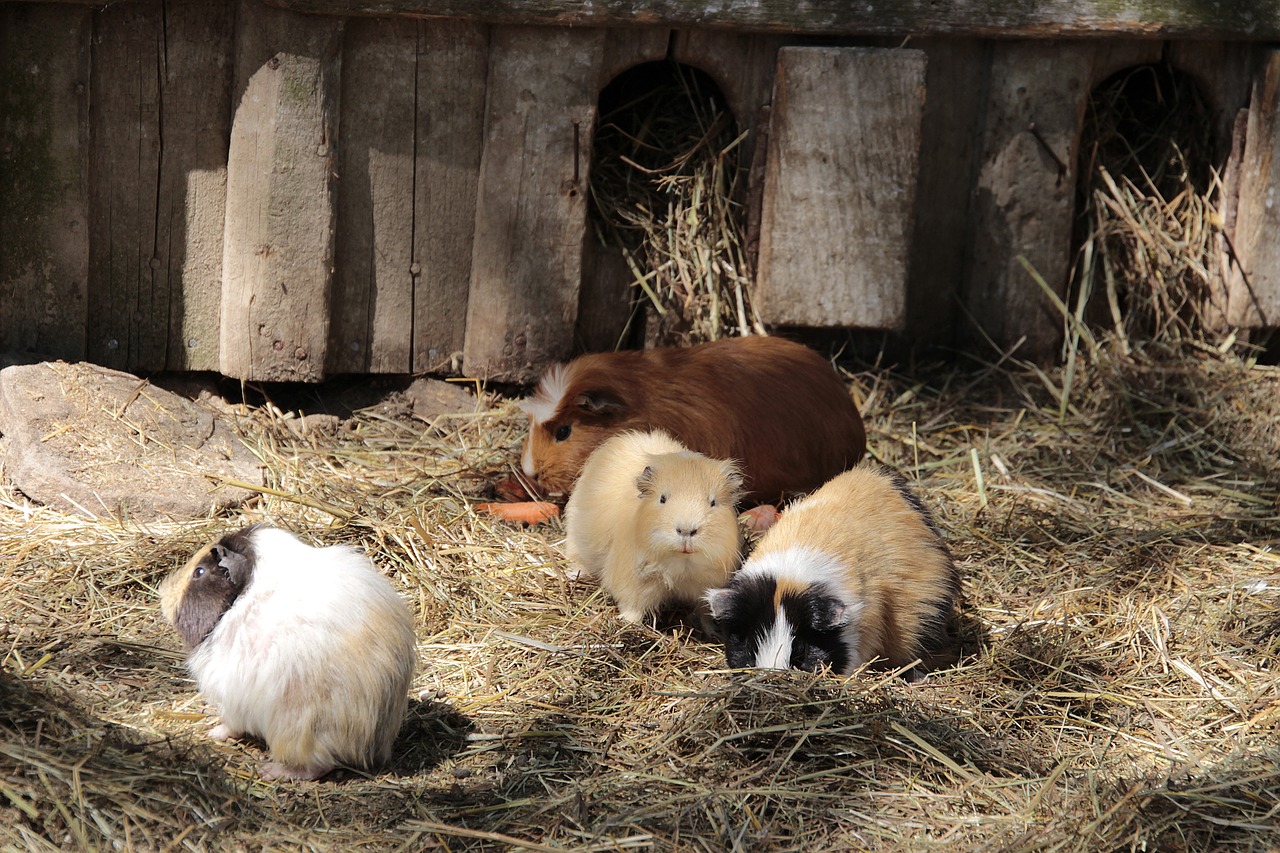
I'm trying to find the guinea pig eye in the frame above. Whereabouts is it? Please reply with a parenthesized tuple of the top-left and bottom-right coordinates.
(709, 497, 717, 507)
(554, 424, 572, 442)
(659, 494, 667, 504)
(193, 565, 206, 579)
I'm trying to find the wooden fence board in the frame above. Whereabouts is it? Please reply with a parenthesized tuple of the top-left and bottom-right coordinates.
(756, 47, 927, 329)
(411, 19, 489, 374)
(963, 40, 1161, 359)
(463, 26, 606, 383)
(0, 4, 90, 361)
(329, 17, 418, 374)
(261, 0, 1280, 41)
(219, 0, 344, 381)
(87, 3, 164, 370)
(160, 0, 236, 371)
(1231, 50, 1280, 327)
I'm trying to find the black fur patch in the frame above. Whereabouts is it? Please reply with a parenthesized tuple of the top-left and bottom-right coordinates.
(709, 573, 778, 669)
(778, 582, 851, 674)
(710, 575, 852, 674)
(174, 526, 258, 649)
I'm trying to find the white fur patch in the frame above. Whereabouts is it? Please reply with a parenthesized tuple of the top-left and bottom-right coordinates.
(737, 545, 848, 590)
(755, 609, 794, 670)
(519, 362, 572, 425)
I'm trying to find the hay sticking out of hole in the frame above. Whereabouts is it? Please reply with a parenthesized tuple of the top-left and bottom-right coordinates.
(1072, 62, 1230, 357)
(591, 62, 764, 346)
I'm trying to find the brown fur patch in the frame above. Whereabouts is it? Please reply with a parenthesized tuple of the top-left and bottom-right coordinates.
(773, 576, 809, 610)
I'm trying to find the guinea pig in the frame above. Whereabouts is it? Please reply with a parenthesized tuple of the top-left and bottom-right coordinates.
(519, 335, 865, 504)
(704, 464, 959, 677)
(159, 525, 416, 781)
(564, 429, 744, 623)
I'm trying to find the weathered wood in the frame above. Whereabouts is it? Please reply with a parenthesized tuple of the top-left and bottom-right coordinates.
(0, 4, 90, 361)
(671, 29, 782, 150)
(598, 27, 670, 89)
(463, 26, 606, 383)
(962, 40, 1162, 359)
(160, 0, 236, 371)
(87, 3, 163, 370)
(756, 47, 927, 330)
(220, 1, 344, 381)
(259, 0, 1280, 41)
(410, 19, 489, 374)
(1229, 51, 1280, 328)
(328, 17, 418, 374)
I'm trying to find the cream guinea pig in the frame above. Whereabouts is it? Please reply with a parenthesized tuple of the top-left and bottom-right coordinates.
(564, 430, 744, 623)
(159, 525, 416, 781)
(704, 464, 959, 677)
(519, 336, 866, 503)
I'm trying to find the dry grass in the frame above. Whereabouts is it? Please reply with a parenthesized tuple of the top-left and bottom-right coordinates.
(3, 339, 1279, 851)
(590, 61, 764, 346)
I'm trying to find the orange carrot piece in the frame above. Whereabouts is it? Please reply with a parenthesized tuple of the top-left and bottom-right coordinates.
(477, 501, 560, 525)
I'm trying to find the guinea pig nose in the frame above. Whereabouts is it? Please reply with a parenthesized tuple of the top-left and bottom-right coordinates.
(677, 525, 699, 537)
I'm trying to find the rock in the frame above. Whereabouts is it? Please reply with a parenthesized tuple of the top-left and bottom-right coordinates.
(404, 378, 478, 427)
(0, 361, 262, 520)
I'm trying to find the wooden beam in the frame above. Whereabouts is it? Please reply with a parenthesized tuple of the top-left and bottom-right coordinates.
(253, 0, 1280, 41)
(462, 26, 605, 383)
(756, 47, 927, 330)
(1230, 51, 1280, 328)
(0, 4, 90, 361)
(219, 0, 344, 381)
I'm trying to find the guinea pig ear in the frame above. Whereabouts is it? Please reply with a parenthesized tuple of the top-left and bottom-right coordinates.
(575, 389, 626, 419)
(721, 461, 746, 501)
(635, 465, 656, 498)
(809, 595, 850, 632)
(704, 587, 734, 622)
(212, 544, 252, 587)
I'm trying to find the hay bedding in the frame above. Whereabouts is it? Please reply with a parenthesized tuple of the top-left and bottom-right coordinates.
(2, 340, 1278, 852)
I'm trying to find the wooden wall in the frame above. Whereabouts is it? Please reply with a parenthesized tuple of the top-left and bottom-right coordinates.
(1, 0, 1275, 381)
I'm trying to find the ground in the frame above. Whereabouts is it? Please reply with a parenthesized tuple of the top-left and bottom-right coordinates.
(2, 341, 1278, 851)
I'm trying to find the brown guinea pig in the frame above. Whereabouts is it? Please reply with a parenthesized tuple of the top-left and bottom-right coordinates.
(518, 336, 866, 503)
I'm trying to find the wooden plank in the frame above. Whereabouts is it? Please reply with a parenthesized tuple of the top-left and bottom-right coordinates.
(756, 47, 927, 330)
(463, 26, 606, 383)
(902, 39, 987, 343)
(260, 0, 1280, 41)
(328, 17, 418, 374)
(962, 40, 1161, 359)
(160, 0, 236, 371)
(1230, 51, 1280, 328)
(86, 2, 163, 371)
(219, 1, 344, 381)
(0, 4, 90, 361)
(411, 19, 490, 374)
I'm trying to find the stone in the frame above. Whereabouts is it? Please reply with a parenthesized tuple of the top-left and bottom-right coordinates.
(404, 377, 478, 427)
(0, 361, 261, 520)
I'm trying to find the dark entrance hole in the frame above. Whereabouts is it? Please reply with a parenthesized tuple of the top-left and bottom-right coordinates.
(586, 61, 757, 347)
(1070, 62, 1222, 347)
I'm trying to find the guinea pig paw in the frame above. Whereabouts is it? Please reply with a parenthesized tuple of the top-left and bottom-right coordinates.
(208, 723, 241, 742)
(259, 761, 332, 782)
(617, 608, 647, 624)
(739, 504, 780, 534)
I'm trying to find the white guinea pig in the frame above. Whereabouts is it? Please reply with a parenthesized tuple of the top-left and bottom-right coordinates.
(705, 464, 959, 677)
(159, 525, 416, 781)
(564, 430, 743, 623)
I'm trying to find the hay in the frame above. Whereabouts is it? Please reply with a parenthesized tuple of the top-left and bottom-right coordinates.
(3, 339, 1279, 851)
(590, 62, 764, 346)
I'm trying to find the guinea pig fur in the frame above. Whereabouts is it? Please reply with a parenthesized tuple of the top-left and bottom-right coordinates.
(519, 336, 865, 503)
(564, 430, 744, 623)
(704, 464, 959, 677)
(159, 525, 416, 781)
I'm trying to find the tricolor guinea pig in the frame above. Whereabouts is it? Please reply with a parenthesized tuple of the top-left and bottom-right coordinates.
(519, 336, 865, 503)
(158, 525, 417, 781)
(704, 464, 959, 676)
(564, 430, 743, 623)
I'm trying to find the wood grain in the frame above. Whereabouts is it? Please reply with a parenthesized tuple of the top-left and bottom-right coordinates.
(463, 25, 606, 383)
(756, 47, 926, 330)
(219, 0, 344, 381)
